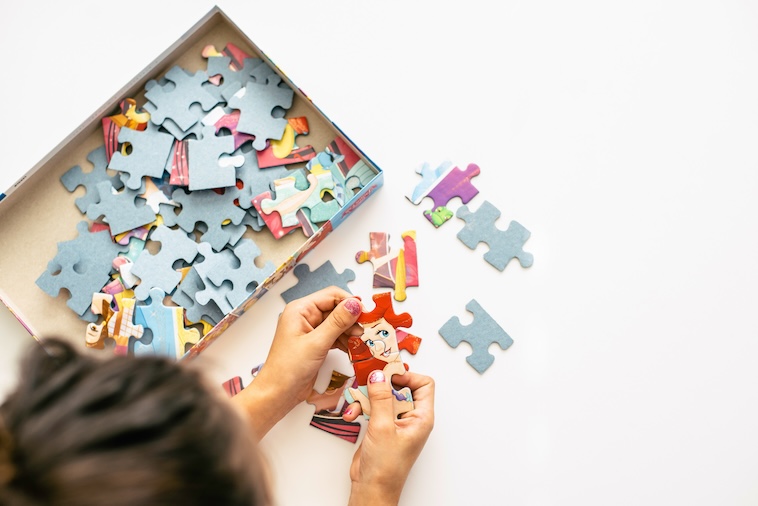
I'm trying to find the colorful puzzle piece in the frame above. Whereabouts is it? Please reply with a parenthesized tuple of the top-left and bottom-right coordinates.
(260, 169, 340, 227)
(85, 294, 144, 356)
(307, 370, 362, 443)
(456, 200, 533, 271)
(356, 231, 419, 302)
(280, 261, 355, 303)
(134, 287, 200, 359)
(439, 299, 513, 373)
(407, 161, 481, 227)
(256, 116, 317, 168)
(344, 293, 422, 418)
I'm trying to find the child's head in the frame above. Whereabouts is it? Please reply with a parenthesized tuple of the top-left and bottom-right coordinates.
(0, 338, 271, 506)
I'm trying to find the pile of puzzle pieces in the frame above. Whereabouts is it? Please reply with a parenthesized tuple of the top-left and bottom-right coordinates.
(36, 42, 376, 358)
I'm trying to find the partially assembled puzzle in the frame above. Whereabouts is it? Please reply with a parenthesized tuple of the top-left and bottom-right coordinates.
(35, 41, 378, 358)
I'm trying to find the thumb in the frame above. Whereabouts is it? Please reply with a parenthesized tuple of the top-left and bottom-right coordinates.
(310, 297, 362, 347)
(366, 370, 396, 427)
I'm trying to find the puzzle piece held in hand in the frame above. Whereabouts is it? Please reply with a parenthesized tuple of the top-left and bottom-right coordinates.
(456, 200, 533, 271)
(36, 221, 128, 320)
(61, 145, 123, 214)
(356, 231, 418, 302)
(344, 293, 422, 419)
(280, 261, 355, 303)
(439, 299, 513, 373)
(307, 370, 362, 443)
(134, 287, 200, 360)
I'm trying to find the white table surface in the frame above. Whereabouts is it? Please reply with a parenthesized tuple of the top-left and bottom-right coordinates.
(2, 1, 758, 505)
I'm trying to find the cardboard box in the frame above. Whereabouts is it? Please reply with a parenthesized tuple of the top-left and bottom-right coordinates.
(0, 6, 383, 358)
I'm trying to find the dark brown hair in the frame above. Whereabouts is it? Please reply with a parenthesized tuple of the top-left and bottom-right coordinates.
(0, 338, 271, 505)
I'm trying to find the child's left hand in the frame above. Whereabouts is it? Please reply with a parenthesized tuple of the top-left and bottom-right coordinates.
(232, 286, 363, 439)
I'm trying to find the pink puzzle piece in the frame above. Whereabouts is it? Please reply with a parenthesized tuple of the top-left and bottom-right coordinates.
(421, 163, 481, 227)
(356, 231, 418, 302)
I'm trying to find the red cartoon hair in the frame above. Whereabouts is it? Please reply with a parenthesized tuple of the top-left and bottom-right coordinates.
(357, 292, 412, 328)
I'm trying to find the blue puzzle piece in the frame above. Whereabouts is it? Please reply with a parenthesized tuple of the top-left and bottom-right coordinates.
(61, 145, 123, 214)
(280, 261, 355, 303)
(456, 200, 533, 271)
(439, 299, 513, 373)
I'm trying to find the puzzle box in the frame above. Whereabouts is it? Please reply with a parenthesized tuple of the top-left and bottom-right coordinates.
(0, 6, 383, 358)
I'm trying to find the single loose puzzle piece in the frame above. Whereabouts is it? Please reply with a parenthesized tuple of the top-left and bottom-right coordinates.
(226, 75, 294, 151)
(306, 370, 362, 443)
(85, 180, 157, 235)
(162, 187, 246, 251)
(61, 145, 124, 213)
(456, 200, 534, 271)
(36, 221, 128, 320)
(202, 238, 276, 309)
(130, 225, 199, 301)
(280, 261, 355, 303)
(188, 125, 240, 190)
(356, 231, 418, 302)
(439, 299, 513, 373)
(133, 287, 200, 360)
(344, 293, 422, 418)
(144, 65, 220, 133)
(108, 121, 174, 190)
(421, 163, 481, 227)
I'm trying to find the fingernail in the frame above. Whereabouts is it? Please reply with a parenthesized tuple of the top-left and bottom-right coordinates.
(345, 298, 361, 316)
(344, 407, 353, 417)
(369, 370, 385, 383)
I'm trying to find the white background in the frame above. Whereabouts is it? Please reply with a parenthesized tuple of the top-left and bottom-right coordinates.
(2, 1, 758, 505)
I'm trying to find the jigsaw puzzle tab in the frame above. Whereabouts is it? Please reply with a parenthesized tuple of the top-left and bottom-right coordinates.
(108, 121, 174, 190)
(456, 200, 533, 271)
(86, 180, 157, 235)
(439, 299, 513, 373)
(130, 225, 199, 301)
(226, 74, 294, 151)
(144, 65, 220, 133)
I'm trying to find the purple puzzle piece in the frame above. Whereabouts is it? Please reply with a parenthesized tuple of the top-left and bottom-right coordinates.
(423, 163, 481, 228)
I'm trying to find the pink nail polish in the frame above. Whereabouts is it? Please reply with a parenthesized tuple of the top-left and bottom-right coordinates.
(344, 407, 353, 417)
(345, 298, 361, 316)
(369, 370, 386, 383)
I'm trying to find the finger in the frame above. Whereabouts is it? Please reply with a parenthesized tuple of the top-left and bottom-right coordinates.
(342, 401, 363, 422)
(366, 370, 396, 428)
(393, 372, 435, 417)
(309, 297, 362, 349)
(309, 286, 354, 313)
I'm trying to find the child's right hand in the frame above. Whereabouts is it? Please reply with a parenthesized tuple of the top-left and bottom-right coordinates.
(345, 370, 435, 506)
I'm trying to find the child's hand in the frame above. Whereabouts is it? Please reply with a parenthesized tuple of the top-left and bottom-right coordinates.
(232, 286, 363, 439)
(346, 370, 435, 506)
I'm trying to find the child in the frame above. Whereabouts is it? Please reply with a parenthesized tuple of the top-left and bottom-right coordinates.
(0, 287, 434, 505)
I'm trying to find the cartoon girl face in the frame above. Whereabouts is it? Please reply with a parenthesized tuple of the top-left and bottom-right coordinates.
(361, 318, 400, 363)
